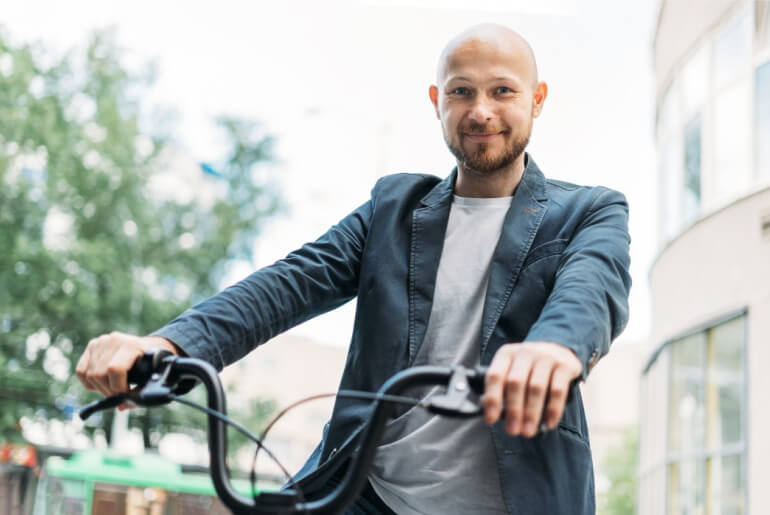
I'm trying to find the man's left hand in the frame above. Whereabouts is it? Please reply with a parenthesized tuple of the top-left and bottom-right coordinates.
(482, 342, 583, 437)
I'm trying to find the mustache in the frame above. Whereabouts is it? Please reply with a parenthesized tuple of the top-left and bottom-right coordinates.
(461, 121, 507, 134)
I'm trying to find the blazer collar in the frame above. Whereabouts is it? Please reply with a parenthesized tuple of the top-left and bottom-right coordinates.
(419, 153, 547, 206)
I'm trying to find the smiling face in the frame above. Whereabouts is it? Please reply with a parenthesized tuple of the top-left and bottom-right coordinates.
(430, 26, 547, 178)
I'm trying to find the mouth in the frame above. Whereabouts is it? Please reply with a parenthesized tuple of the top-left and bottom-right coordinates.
(463, 131, 505, 142)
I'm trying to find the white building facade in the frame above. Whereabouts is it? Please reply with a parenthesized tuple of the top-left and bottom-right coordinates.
(639, 1, 770, 513)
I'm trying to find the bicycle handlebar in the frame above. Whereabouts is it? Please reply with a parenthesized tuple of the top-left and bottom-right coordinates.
(79, 352, 572, 514)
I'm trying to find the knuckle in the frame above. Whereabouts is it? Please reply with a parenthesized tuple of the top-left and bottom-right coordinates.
(507, 406, 522, 420)
(486, 370, 505, 386)
(481, 395, 497, 408)
(506, 376, 524, 392)
(549, 385, 567, 399)
(528, 381, 545, 397)
(546, 406, 561, 420)
(105, 364, 124, 376)
(85, 370, 103, 383)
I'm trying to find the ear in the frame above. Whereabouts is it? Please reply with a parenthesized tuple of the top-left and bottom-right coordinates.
(429, 85, 440, 119)
(532, 81, 548, 118)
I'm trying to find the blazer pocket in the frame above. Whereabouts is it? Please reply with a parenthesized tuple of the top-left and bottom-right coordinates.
(521, 239, 568, 271)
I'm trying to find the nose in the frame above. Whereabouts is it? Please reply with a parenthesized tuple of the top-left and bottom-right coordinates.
(468, 94, 494, 124)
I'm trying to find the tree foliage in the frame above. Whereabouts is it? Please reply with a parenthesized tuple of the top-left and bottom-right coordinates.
(0, 29, 280, 443)
(598, 427, 638, 515)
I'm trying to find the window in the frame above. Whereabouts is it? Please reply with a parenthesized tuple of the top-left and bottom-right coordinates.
(756, 61, 770, 180)
(681, 44, 709, 115)
(665, 315, 747, 515)
(713, 13, 750, 90)
(713, 81, 752, 203)
(683, 114, 702, 222)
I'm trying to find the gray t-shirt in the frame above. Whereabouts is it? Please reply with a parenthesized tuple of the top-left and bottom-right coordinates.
(368, 194, 512, 514)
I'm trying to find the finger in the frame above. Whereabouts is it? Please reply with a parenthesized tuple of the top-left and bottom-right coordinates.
(117, 401, 137, 412)
(504, 354, 534, 436)
(106, 346, 142, 395)
(75, 343, 95, 391)
(482, 346, 514, 424)
(521, 360, 554, 437)
(544, 367, 572, 430)
(86, 335, 116, 396)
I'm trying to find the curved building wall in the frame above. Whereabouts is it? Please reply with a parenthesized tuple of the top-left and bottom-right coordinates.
(642, 0, 770, 513)
(642, 188, 770, 514)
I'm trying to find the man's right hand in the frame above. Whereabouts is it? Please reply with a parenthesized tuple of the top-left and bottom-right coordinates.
(75, 332, 179, 399)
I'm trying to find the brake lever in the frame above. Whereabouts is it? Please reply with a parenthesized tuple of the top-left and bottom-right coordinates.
(78, 349, 182, 421)
(79, 394, 130, 421)
(425, 367, 482, 418)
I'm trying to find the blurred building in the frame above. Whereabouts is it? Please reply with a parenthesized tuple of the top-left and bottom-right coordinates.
(639, 1, 770, 513)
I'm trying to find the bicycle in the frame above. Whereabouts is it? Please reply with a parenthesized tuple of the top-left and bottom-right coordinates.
(78, 349, 561, 514)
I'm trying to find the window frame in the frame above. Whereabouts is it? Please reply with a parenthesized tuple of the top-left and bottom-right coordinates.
(659, 310, 749, 514)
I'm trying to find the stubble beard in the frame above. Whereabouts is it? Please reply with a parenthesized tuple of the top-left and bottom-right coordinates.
(445, 122, 531, 177)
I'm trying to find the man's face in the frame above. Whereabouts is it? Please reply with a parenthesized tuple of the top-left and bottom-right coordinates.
(430, 39, 545, 175)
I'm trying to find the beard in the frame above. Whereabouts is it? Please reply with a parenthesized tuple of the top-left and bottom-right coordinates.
(445, 120, 531, 175)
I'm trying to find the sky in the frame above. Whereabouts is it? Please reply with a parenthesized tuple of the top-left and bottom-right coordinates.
(1, 0, 659, 347)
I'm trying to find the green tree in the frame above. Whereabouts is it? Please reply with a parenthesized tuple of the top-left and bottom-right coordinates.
(0, 29, 279, 446)
(598, 427, 638, 515)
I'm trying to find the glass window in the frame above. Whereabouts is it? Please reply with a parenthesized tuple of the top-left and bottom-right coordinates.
(661, 315, 746, 515)
(713, 81, 751, 203)
(709, 453, 745, 515)
(707, 317, 745, 448)
(713, 13, 750, 90)
(681, 44, 709, 115)
(756, 61, 770, 180)
(667, 460, 705, 515)
(683, 114, 702, 222)
(33, 476, 85, 515)
(663, 135, 684, 239)
(668, 333, 706, 454)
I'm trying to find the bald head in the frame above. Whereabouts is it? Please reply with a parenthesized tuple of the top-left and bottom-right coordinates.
(437, 24, 539, 89)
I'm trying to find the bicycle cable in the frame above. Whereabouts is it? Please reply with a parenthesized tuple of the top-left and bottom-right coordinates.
(250, 390, 427, 511)
(171, 389, 427, 513)
(168, 394, 307, 510)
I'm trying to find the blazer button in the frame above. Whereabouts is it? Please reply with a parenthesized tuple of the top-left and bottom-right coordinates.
(588, 350, 600, 371)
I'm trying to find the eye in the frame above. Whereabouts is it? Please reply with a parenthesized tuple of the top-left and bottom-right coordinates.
(450, 87, 470, 96)
(496, 86, 514, 94)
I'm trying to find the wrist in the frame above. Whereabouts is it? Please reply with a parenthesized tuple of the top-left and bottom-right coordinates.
(143, 336, 183, 356)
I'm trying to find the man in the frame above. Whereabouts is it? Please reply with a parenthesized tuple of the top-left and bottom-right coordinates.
(77, 24, 631, 514)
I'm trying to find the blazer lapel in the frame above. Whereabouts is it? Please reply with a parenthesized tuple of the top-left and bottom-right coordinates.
(407, 171, 455, 363)
(480, 156, 549, 358)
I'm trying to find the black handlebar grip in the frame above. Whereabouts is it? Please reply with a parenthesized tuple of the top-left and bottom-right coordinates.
(126, 353, 154, 385)
(126, 349, 173, 386)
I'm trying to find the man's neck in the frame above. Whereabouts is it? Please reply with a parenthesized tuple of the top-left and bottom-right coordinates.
(454, 154, 526, 198)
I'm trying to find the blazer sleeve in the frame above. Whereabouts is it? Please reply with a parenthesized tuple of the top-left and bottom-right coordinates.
(151, 198, 373, 370)
(524, 187, 632, 380)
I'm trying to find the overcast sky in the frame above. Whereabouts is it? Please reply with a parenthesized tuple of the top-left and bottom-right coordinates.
(2, 0, 659, 346)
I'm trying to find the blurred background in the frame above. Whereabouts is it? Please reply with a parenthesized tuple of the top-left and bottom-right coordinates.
(0, 0, 767, 513)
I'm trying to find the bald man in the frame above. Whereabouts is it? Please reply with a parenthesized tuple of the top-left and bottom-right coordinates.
(77, 24, 631, 514)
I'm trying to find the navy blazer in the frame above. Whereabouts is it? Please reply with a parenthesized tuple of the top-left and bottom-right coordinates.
(154, 154, 631, 515)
